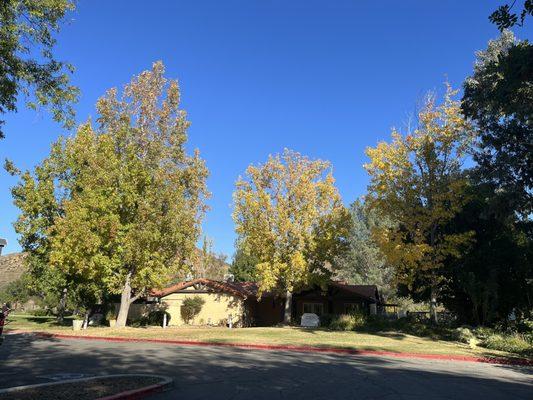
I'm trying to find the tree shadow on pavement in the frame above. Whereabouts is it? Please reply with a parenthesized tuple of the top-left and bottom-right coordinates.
(1, 333, 531, 400)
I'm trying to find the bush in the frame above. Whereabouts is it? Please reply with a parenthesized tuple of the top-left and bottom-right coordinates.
(105, 310, 116, 321)
(452, 327, 475, 344)
(181, 296, 205, 324)
(329, 312, 367, 331)
(480, 332, 533, 356)
(319, 313, 334, 327)
(134, 310, 170, 327)
(30, 308, 52, 317)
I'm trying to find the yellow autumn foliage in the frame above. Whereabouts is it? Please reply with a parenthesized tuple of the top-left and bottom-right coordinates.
(364, 84, 475, 299)
(233, 149, 349, 297)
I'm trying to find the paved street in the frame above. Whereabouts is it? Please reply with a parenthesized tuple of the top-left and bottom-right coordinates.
(0, 333, 531, 399)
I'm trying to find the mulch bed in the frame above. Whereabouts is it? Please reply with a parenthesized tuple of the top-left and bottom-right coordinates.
(0, 376, 161, 400)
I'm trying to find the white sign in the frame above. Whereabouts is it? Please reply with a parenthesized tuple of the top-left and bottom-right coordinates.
(301, 313, 320, 327)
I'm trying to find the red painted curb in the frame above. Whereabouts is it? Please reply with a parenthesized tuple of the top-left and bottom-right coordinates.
(14, 330, 531, 367)
(96, 381, 171, 400)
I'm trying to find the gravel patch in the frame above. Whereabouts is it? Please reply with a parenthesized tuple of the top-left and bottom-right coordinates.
(0, 376, 161, 400)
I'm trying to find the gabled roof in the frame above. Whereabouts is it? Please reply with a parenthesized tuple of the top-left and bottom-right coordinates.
(153, 278, 380, 303)
(151, 278, 253, 299)
(330, 281, 380, 303)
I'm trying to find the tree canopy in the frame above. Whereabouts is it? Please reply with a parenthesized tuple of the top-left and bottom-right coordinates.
(365, 85, 475, 323)
(233, 149, 350, 322)
(333, 200, 395, 300)
(8, 62, 209, 328)
(462, 31, 532, 218)
(0, 0, 78, 139)
(489, 1, 532, 30)
(442, 175, 532, 326)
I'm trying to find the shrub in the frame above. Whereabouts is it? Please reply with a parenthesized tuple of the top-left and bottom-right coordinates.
(480, 333, 533, 356)
(452, 327, 475, 344)
(136, 310, 170, 327)
(329, 312, 367, 331)
(365, 315, 395, 332)
(30, 308, 52, 317)
(319, 313, 334, 327)
(105, 310, 116, 321)
(181, 296, 205, 324)
(516, 318, 533, 334)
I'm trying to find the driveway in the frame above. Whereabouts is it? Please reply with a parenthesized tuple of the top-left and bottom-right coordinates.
(0, 333, 531, 399)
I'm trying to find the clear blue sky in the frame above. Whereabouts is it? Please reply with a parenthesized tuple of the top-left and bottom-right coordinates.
(1, 1, 531, 257)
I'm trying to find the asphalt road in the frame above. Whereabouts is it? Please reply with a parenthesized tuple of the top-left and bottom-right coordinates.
(0, 333, 531, 399)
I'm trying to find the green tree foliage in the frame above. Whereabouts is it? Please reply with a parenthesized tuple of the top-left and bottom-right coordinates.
(333, 200, 395, 299)
(230, 247, 259, 282)
(6, 154, 72, 318)
(0, 0, 78, 139)
(365, 86, 475, 323)
(8, 62, 209, 328)
(442, 176, 533, 326)
(462, 31, 533, 218)
(0, 273, 32, 306)
(489, 1, 532, 30)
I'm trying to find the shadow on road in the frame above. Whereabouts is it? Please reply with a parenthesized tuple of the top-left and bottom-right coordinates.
(0, 333, 531, 399)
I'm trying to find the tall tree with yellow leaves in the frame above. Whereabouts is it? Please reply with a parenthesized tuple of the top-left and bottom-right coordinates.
(233, 149, 350, 323)
(364, 85, 474, 323)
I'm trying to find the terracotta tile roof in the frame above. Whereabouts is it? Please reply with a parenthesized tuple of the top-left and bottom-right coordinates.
(151, 278, 253, 299)
(153, 278, 380, 303)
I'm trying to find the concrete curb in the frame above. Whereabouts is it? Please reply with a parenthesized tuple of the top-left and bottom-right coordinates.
(0, 374, 173, 399)
(10, 330, 532, 367)
(96, 375, 173, 400)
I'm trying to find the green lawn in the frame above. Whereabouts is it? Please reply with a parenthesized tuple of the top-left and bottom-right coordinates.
(5, 313, 74, 331)
(6, 313, 528, 361)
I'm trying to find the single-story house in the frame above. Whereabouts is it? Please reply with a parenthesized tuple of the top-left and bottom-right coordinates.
(140, 278, 382, 327)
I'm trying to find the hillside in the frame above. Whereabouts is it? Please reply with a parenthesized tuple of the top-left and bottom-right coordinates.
(0, 252, 27, 290)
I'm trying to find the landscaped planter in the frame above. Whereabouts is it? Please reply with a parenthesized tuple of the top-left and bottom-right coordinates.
(72, 319, 83, 331)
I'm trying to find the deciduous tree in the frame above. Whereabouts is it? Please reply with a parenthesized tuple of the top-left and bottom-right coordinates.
(233, 149, 349, 323)
(442, 175, 533, 326)
(365, 85, 475, 323)
(489, 1, 532, 30)
(462, 31, 532, 218)
(0, 0, 78, 139)
(9, 62, 209, 328)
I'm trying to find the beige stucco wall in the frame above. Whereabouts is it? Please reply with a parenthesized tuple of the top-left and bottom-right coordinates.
(162, 288, 245, 327)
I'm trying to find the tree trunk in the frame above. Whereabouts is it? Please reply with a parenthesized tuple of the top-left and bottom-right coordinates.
(115, 272, 133, 328)
(57, 288, 68, 323)
(429, 286, 438, 324)
(283, 291, 293, 325)
(82, 311, 90, 329)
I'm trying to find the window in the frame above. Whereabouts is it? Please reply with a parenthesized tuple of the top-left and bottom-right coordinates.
(303, 302, 324, 315)
(344, 303, 361, 314)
